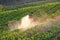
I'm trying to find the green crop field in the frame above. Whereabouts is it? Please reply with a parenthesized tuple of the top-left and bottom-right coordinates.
(0, 2, 60, 40)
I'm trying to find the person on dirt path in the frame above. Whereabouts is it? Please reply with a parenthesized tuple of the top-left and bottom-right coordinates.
(29, 12, 34, 18)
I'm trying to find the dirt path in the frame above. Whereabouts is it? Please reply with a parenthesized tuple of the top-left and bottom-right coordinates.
(8, 15, 60, 31)
(38, 15, 60, 32)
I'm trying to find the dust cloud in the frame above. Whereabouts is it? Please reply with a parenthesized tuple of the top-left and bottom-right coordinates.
(8, 15, 39, 31)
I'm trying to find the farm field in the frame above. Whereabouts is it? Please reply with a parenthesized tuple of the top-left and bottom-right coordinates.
(0, 1, 60, 40)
